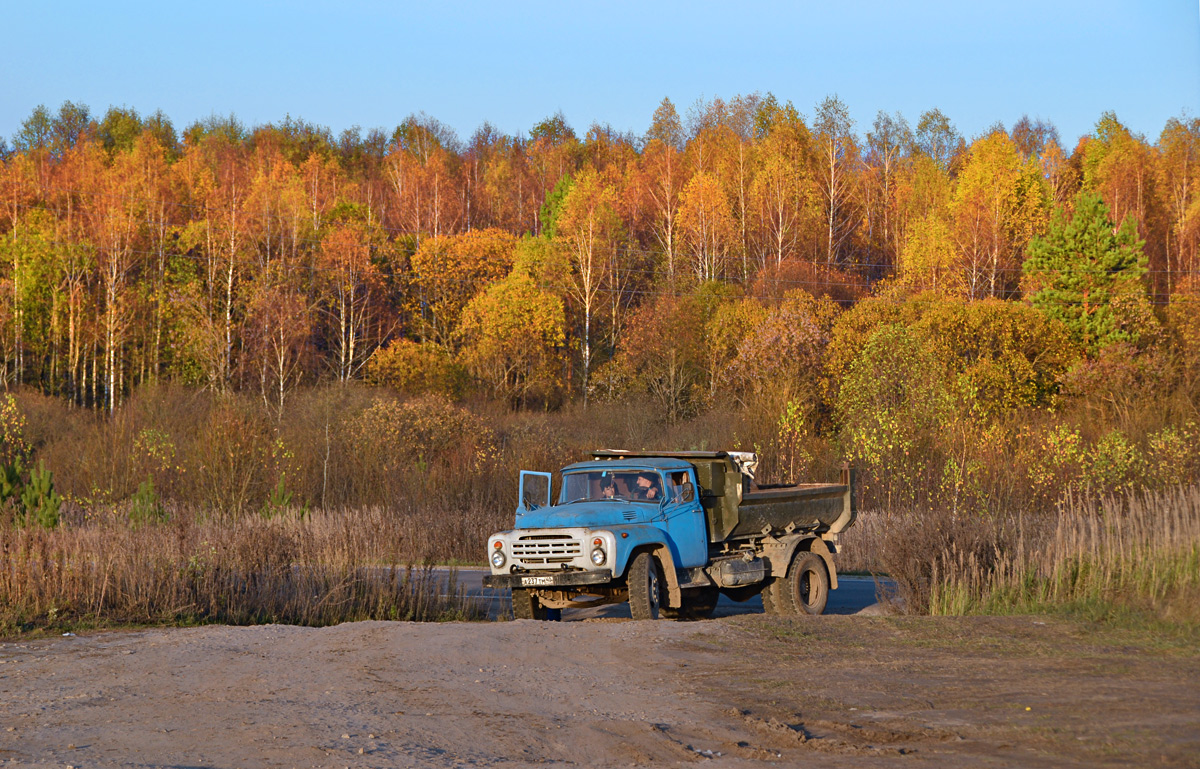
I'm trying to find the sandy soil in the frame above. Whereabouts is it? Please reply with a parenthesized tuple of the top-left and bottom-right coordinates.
(1, 614, 1197, 768)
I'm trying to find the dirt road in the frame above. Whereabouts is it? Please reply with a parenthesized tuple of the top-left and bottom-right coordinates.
(2, 614, 1197, 768)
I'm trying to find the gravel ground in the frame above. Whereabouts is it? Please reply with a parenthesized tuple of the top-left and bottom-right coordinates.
(2, 613, 1197, 768)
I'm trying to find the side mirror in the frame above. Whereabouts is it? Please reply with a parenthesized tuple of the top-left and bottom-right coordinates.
(680, 482, 695, 503)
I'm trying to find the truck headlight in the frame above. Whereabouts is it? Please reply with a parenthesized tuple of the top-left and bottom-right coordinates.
(590, 547, 606, 566)
(491, 546, 507, 569)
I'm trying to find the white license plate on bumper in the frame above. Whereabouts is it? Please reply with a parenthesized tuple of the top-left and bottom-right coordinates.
(521, 575, 555, 586)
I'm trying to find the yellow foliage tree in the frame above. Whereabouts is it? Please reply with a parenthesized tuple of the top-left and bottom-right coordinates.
(950, 131, 1048, 298)
(555, 167, 621, 405)
(457, 273, 565, 408)
(410, 228, 517, 345)
(366, 339, 466, 399)
(315, 218, 385, 381)
(898, 213, 964, 295)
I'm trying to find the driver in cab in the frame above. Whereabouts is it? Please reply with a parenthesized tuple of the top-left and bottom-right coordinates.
(634, 473, 661, 502)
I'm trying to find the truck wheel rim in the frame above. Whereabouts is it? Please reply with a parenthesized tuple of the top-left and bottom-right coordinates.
(649, 569, 660, 612)
(792, 565, 817, 610)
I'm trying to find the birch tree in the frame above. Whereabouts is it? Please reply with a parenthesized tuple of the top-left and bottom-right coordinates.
(556, 168, 620, 406)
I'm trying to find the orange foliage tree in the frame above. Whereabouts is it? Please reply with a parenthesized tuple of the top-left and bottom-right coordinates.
(678, 172, 735, 281)
(316, 216, 388, 381)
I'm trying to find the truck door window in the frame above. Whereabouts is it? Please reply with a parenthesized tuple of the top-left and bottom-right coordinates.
(667, 471, 691, 502)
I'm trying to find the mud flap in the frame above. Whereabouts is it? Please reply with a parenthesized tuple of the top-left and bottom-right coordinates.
(650, 544, 683, 608)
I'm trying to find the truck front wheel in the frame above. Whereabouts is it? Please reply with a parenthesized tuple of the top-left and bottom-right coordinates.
(785, 552, 830, 615)
(511, 589, 560, 620)
(627, 552, 664, 620)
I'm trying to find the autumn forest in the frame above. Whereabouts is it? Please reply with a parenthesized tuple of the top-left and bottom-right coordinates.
(0, 93, 1198, 516)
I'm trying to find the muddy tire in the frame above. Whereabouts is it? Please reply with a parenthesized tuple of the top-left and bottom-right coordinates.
(784, 552, 829, 615)
(761, 578, 788, 615)
(512, 589, 551, 620)
(662, 585, 719, 621)
(627, 552, 663, 620)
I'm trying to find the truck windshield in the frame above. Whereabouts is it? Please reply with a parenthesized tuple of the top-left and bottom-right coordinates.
(560, 470, 664, 504)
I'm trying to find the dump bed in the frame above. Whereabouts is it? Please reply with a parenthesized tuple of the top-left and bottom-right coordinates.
(590, 451, 856, 543)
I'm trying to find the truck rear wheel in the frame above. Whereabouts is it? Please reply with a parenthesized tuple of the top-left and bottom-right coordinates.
(627, 552, 663, 620)
(784, 552, 829, 615)
(761, 579, 788, 615)
(511, 589, 560, 620)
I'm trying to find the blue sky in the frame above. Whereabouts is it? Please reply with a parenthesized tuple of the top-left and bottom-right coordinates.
(3, 1, 1198, 148)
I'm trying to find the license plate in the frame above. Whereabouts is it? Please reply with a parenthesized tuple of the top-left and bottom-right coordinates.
(521, 575, 555, 586)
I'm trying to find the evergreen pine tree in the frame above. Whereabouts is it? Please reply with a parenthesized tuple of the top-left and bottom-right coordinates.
(1023, 192, 1150, 353)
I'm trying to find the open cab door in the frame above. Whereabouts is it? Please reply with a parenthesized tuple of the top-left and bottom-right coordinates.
(518, 471, 552, 513)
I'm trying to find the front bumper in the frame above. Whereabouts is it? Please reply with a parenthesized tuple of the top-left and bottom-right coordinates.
(482, 570, 614, 590)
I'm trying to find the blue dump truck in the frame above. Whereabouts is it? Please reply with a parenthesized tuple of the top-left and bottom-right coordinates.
(482, 450, 857, 620)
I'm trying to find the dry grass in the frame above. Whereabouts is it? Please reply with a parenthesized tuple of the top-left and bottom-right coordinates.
(845, 484, 1200, 625)
(0, 507, 486, 637)
(840, 507, 1021, 614)
(929, 484, 1200, 622)
(6, 384, 1199, 631)
(831, 510, 891, 574)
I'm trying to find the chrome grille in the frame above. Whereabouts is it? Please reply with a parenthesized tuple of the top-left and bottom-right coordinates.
(513, 536, 582, 564)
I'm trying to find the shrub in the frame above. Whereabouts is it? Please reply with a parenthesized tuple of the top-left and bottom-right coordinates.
(837, 324, 954, 508)
(1084, 430, 1145, 496)
(1060, 342, 1169, 427)
(1019, 423, 1087, 508)
(0, 396, 29, 464)
(344, 395, 498, 505)
(1145, 423, 1200, 488)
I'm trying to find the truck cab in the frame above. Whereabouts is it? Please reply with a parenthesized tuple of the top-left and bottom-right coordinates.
(483, 451, 856, 621)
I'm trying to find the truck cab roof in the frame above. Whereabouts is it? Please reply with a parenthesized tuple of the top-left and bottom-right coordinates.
(562, 457, 697, 473)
